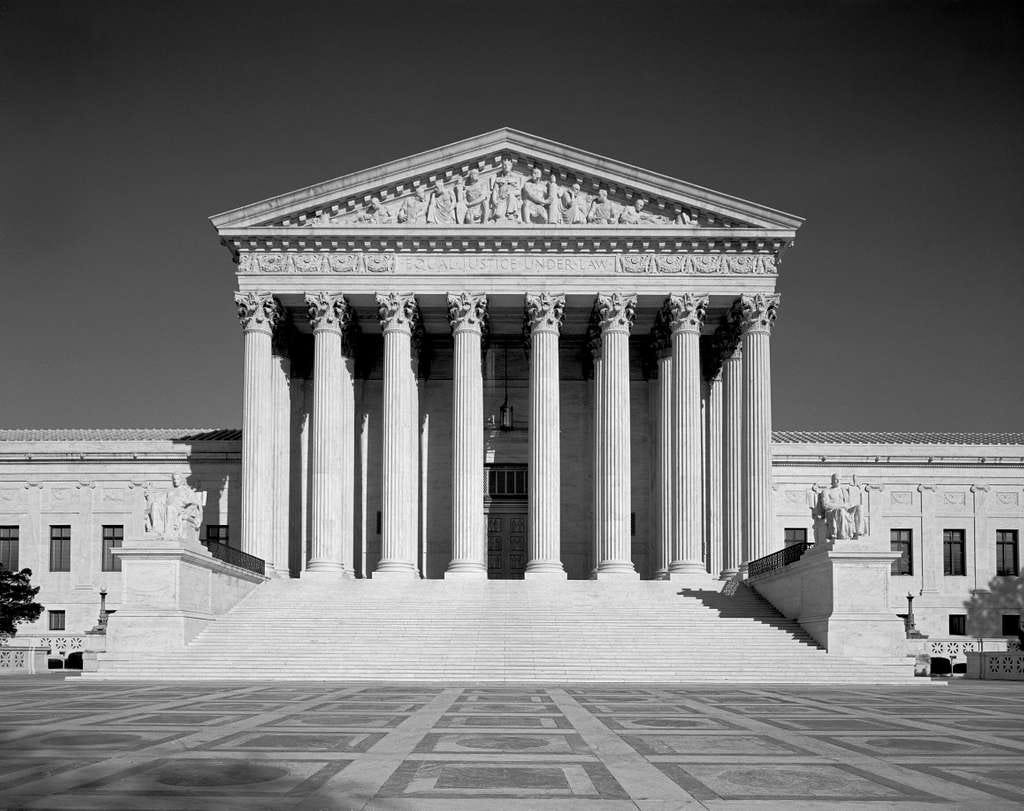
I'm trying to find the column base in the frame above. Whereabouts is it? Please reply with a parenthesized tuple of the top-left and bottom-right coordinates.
(652, 569, 670, 581)
(444, 567, 487, 580)
(302, 569, 350, 581)
(668, 561, 707, 576)
(373, 563, 418, 580)
(524, 564, 567, 580)
(595, 562, 639, 580)
(305, 561, 347, 575)
(719, 567, 739, 580)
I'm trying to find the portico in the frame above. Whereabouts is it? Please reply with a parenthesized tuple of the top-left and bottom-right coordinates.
(214, 128, 799, 581)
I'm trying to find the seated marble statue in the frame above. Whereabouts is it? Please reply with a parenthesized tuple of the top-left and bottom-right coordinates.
(816, 473, 865, 540)
(144, 474, 205, 541)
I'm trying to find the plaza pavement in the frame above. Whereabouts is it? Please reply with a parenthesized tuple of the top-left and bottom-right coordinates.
(0, 676, 1022, 809)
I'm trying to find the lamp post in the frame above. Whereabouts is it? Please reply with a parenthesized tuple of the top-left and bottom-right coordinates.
(98, 589, 108, 632)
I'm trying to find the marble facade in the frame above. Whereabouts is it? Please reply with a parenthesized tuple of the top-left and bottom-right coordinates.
(1, 130, 1022, 659)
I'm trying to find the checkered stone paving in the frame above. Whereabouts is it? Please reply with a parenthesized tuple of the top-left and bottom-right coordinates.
(1, 676, 1023, 808)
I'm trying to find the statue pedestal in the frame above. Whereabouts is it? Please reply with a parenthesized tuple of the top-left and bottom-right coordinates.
(749, 537, 907, 660)
(104, 535, 266, 656)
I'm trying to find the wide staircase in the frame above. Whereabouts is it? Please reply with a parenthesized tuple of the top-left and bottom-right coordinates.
(91, 578, 916, 683)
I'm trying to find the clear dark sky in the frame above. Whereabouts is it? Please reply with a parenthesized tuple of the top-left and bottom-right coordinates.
(2, 0, 1022, 431)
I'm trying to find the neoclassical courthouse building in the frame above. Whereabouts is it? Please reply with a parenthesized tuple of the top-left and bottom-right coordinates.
(2, 130, 1021, 678)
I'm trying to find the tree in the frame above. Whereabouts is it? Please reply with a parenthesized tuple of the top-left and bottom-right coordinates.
(0, 566, 43, 640)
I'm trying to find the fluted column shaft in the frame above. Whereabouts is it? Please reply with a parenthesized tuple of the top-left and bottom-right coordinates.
(590, 344, 603, 577)
(235, 292, 281, 564)
(595, 293, 638, 578)
(525, 293, 566, 579)
(375, 293, 419, 578)
(721, 346, 743, 577)
(446, 293, 487, 578)
(667, 294, 709, 578)
(705, 371, 723, 577)
(304, 292, 352, 575)
(740, 294, 780, 566)
(270, 349, 291, 576)
(652, 330, 673, 579)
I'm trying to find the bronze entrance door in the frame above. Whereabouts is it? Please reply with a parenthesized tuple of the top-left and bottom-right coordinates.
(486, 510, 527, 579)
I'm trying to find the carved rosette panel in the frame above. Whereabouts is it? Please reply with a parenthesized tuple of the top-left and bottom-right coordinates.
(737, 293, 781, 335)
(376, 293, 420, 335)
(447, 293, 488, 335)
(595, 293, 637, 335)
(666, 293, 709, 335)
(524, 293, 566, 335)
(304, 292, 351, 334)
(235, 291, 283, 333)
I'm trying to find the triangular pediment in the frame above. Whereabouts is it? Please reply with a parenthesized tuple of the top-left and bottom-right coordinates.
(210, 128, 803, 233)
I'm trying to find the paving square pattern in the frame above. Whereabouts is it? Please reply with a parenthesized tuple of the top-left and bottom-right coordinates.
(1, 677, 1023, 809)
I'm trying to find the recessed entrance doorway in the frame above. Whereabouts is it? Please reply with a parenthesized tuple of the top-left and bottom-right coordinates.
(485, 465, 527, 579)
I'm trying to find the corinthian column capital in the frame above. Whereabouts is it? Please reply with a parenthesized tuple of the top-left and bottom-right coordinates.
(304, 292, 351, 334)
(737, 293, 781, 335)
(524, 293, 566, 334)
(235, 291, 283, 334)
(666, 293, 709, 335)
(376, 292, 419, 335)
(447, 292, 488, 334)
(595, 292, 637, 334)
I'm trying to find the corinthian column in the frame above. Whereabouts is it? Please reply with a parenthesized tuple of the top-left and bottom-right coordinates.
(739, 293, 780, 566)
(235, 291, 282, 564)
(719, 312, 743, 579)
(667, 293, 709, 578)
(588, 322, 603, 578)
(651, 318, 673, 580)
(525, 293, 566, 579)
(374, 293, 420, 579)
(304, 292, 354, 576)
(595, 293, 638, 579)
(445, 292, 487, 579)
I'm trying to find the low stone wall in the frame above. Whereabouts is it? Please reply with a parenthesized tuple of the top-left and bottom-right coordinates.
(0, 645, 50, 674)
(966, 651, 1024, 680)
(748, 540, 907, 659)
(102, 535, 267, 658)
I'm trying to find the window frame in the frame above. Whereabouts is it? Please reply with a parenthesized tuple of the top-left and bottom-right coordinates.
(996, 530, 1020, 577)
(204, 524, 230, 544)
(890, 528, 913, 576)
(1001, 614, 1021, 636)
(948, 614, 967, 636)
(0, 525, 19, 571)
(942, 529, 966, 577)
(101, 524, 123, 572)
(49, 525, 71, 572)
(48, 610, 66, 631)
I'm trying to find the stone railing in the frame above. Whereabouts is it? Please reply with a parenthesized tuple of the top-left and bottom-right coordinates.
(747, 542, 810, 579)
(966, 651, 1024, 680)
(201, 539, 265, 576)
(928, 637, 1008, 665)
(0, 645, 50, 673)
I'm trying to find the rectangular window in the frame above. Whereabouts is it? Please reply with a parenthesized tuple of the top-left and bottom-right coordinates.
(784, 528, 807, 546)
(486, 466, 528, 498)
(205, 524, 229, 544)
(996, 530, 1019, 577)
(890, 529, 913, 576)
(1002, 614, 1021, 636)
(0, 525, 18, 570)
(943, 529, 966, 576)
(101, 525, 123, 572)
(48, 610, 66, 631)
(49, 525, 71, 572)
(948, 614, 967, 636)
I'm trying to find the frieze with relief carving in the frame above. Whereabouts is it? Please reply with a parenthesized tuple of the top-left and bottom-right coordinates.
(238, 252, 777, 276)
(285, 154, 745, 229)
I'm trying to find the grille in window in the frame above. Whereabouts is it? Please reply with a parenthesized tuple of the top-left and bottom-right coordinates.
(486, 467, 528, 497)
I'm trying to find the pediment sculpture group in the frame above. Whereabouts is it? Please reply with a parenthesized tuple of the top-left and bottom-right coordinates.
(344, 158, 692, 227)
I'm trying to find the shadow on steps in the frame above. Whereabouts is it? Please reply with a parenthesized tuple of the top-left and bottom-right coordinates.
(677, 584, 819, 645)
